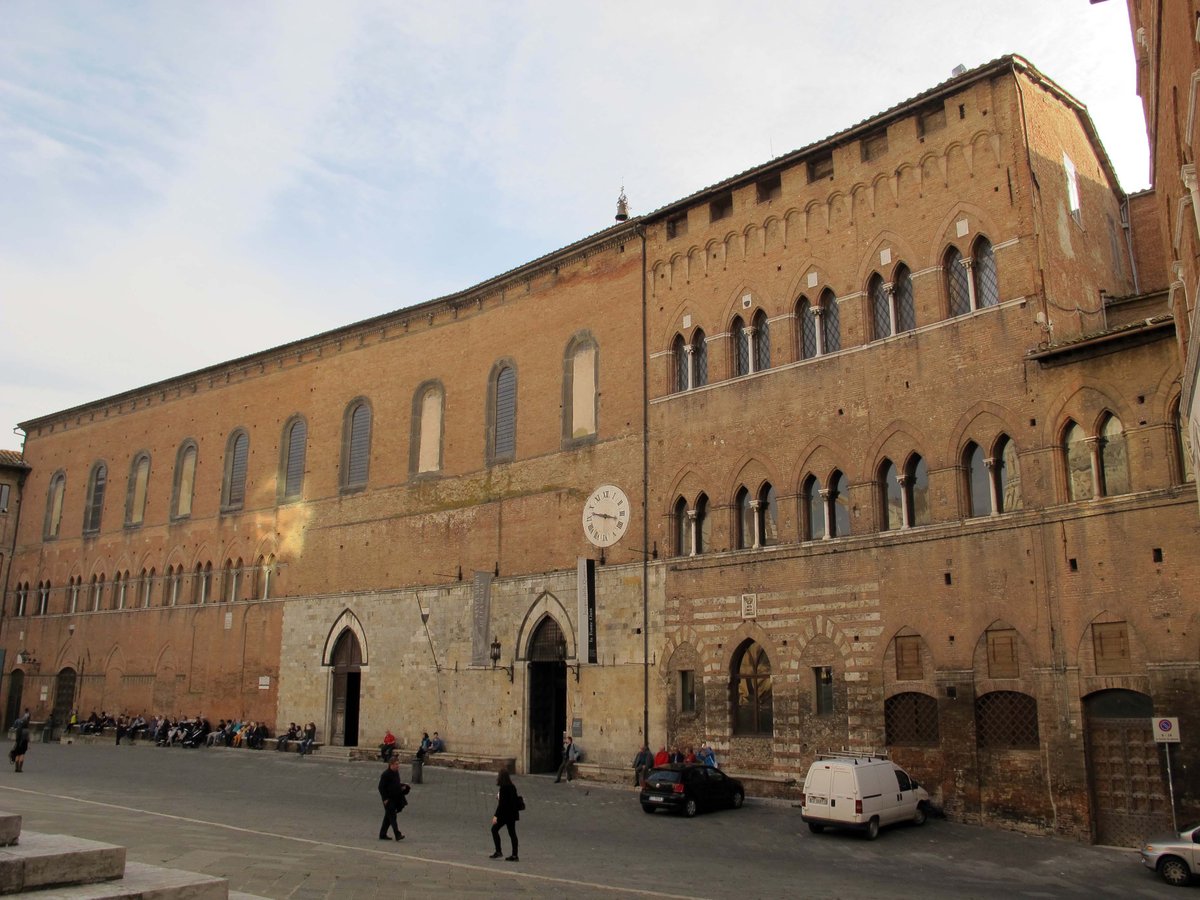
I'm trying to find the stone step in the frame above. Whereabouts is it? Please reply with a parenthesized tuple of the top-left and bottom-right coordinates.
(23, 861, 230, 898)
(0, 831, 125, 894)
(0, 814, 19, 848)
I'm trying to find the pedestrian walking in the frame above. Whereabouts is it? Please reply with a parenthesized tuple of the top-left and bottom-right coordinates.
(376, 757, 409, 840)
(489, 766, 520, 861)
(632, 743, 654, 786)
(10, 722, 29, 773)
(554, 735, 579, 783)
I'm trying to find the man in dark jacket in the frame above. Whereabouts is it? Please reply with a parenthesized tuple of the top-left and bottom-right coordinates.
(377, 758, 409, 840)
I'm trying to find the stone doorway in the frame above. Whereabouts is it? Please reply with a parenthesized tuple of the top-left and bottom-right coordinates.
(1084, 689, 1170, 847)
(330, 630, 362, 748)
(527, 617, 567, 773)
(4, 670, 23, 729)
(52, 669, 76, 730)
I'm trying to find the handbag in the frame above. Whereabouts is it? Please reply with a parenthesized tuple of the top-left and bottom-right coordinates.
(516, 795, 526, 811)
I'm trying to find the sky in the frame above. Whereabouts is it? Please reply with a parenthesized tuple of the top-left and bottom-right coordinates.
(0, 1, 1150, 449)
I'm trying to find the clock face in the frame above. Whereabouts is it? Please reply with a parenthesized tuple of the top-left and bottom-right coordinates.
(582, 483, 630, 547)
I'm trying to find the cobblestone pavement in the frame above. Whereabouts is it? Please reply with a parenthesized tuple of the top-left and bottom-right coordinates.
(0, 742, 1168, 898)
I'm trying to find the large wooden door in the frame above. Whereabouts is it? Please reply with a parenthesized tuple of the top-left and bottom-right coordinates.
(330, 631, 362, 748)
(1084, 690, 1171, 847)
(527, 618, 567, 773)
(52, 669, 76, 728)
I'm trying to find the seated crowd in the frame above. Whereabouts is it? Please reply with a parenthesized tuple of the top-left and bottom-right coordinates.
(63, 709, 318, 753)
(380, 729, 445, 761)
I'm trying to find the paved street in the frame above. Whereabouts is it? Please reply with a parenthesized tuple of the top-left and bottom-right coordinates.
(0, 742, 1172, 899)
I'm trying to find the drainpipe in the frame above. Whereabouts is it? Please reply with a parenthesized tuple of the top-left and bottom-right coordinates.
(2, 428, 29, 623)
(1120, 195, 1141, 295)
(636, 222, 650, 749)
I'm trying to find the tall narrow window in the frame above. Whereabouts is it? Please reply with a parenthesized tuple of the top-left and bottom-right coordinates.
(69, 577, 80, 613)
(673, 496, 689, 556)
(342, 400, 372, 489)
(814, 666, 834, 715)
(965, 442, 989, 517)
(880, 460, 902, 531)
(1098, 414, 1130, 496)
(894, 265, 916, 333)
(691, 331, 708, 387)
(757, 483, 778, 546)
(732, 315, 750, 376)
(141, 568, 154, 608)
(830, 470, 851, 537)
(803, 475, 823, 540)
(563, 337, 597, 443)
(83, 462, 107, 534)
(906, 455, 929, 526)
(113, 571, 125, 610)
(91, 574, 104, 611)
(126, 453, 151, 527)
(37, 582, 50, 616)
(490, 365, 517, 463)
(945, 246, 970, 317)
(736, 487, 753, 549)
(672, 334, 689, 393)
(280, 416, 307, 502)
(222, 430, 249, 511)
(798, 297, 817, 359)
(752, 310, 770, 373)
(1063, 421, 1093, 501)
(45, 471, 66, 539)
(821, 290, 841, 353)
(870, 273, 891, 340)
(412, 383, 445, 474)
(1064, 153, 1081, 223)
(732, 641, 773, 734)
(695, 493, 710, 554)
(996, 435, 1021, 512)
(680, 670, 697, 713)
(173, 441, 197, 519)
(973, 236, 999, 307)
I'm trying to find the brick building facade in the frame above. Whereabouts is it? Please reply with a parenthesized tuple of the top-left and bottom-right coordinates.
(3, 55, 1197, 845)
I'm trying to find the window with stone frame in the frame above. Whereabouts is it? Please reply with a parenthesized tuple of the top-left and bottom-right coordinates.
(752, 309, 770, 373)
(731, 640, 773, 734)
(894, 635, 923, 681)
(1063, 420, 1093, 501)
(1098, 413, 1130, 496)
(814, 666, 834, 715)
(736, 486, 753, 549)
(83, 461, 107, 534)
(1093, 621, 1131, 675)
(884, 691, 939, 746)
(803, 474, 823, 540)
(172, 442, 197, 519)
(342, 400, 372, 488)
(125, 452, 151, 527)
(973, 236, 999, 307)
(879, 459, 903, 531)
(975, 691, 1039, 749)
(280, 416, 307, 501)
(221, 430, 249, 511)
(820, 289, 841, 353)
(945, 246, 971, 317)
(986, 628, 1020, 678)
(694, 493, 710, 554)
(44, 471, 66, 539)
(680, 669, 697, 713)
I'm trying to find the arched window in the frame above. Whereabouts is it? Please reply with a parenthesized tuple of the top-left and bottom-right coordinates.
(671, 334, 688, 393)
(884, 692, 940, 746)
(563, 337, 598, 444)
(221, 430, 249, 511)
(13, 582, 27, 617)
(757, 482, 778, 546)
(694, 493, 710, 554)
(996, 435, 1021, 512)
(254, 554, 274, 600)
(736, 486, 752, 549)
(1063, 420, 1093, 501)
(894, 265, 916, 333)
(83, 462, 107, 534)
(68, 576, 80, 613)
(752, 309, 770, 373)
(945, 246, 970, 317)
(731, 641, 773, 735)
(114, 570, 128, 609)
(830, 470, 850, 537)
(879, 459, 902, 530)
(673, 496, 689, 557)
(412, 383, 445, 474)
(44, 471, 66, 539)
(973, 236, 999, 308)
(1098, 414, 1130, 496)
(489, 364, 517, 464)
(803, 474, 823, 540)
(798, 297, 817, 359)
(91, 574, 105, 611)
(37, 581, 50, 616)
(168, 566, 182, 606)
(342, 400, 372, 488)
(975, 691, 1038, 750)
(172, 441, 197, 519)
(223, 558, 243, 602)
(126, 452, 151, 527)
(141, 568, 154, 608)
(821, 289, 841, 353)
(280, 416, 307, 502)
(964, 441, 989, 517)
(870, 273, 891, 340)
(906, 454, 929, 526)
(732, 315, 750, 376)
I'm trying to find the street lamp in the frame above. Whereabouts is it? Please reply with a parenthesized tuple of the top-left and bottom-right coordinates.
(556, 637, 580, 683)
(489, 637, 513, 682)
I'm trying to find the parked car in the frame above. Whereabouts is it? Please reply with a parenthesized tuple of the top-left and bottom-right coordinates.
(1140, 822, 1200, 886)
(640, 764, 744, 817)
(800, 754, 929, 840)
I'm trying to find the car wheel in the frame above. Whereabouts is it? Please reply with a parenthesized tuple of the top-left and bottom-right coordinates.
(684, 798, 698, 818)
(865, 817, 880, 840)
(912, 804, 927, 826)
(731, 791, 744, 809)
(641, 803, 656, 814)
(807, 822, 824, 834)
(1160, 857, 1192, 887)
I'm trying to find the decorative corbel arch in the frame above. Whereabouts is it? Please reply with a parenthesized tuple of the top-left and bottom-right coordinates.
(516, 591, 575, 661)
(322, 608, 368, 667)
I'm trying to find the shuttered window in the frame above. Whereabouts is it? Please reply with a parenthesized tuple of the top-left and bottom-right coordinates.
(494, 367, 516, 460)
(1093, 622, 1131, 675)
(174, 443, 197, 518)
(224, 431, 249, 510)
(127, 454, 150, 526)
(45, 472, 66, 539)
(344, 402, 371, 488)
(895, 635, 923, 681)
(986, 629, 1020, 678)
(282, 418, 306, 500)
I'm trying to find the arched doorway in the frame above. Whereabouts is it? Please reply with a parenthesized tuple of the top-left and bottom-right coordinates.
(330, 630, 362, 747)
(4, 670, 24, 730)
(527, 617, 567, 773)
(1084, 689, 1170, 846)
(52, 669, 77, 729)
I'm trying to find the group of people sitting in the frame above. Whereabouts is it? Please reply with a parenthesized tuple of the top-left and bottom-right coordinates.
(379, 729, 443, 762)
(273, 722, 318, 754)
(62, 709, 318, 754)
(632, 741, 719, 784)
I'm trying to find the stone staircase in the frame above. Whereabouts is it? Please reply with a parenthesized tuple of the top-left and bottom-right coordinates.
(0, 811, 264, 898)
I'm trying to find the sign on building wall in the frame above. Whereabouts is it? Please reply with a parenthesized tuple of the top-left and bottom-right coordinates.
(258, 676, 270, 691)
(472, 571, 492, 666)
(577, 557, 596, 664)
(741, 593, 758, 619)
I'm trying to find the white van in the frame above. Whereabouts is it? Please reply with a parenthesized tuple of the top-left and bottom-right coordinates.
(800, 753, 930, 840)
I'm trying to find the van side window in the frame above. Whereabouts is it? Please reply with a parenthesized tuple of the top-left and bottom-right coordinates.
(894, 769, 913, 791)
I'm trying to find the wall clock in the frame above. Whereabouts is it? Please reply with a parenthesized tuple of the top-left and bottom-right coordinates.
(582, 483, 630, 547)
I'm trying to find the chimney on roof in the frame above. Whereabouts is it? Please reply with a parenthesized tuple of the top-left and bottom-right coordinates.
(615, 188, 629, 222)
(951, 64, 967, 77)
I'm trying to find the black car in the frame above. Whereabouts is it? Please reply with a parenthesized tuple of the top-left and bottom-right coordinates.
(640, 764, 745, 817)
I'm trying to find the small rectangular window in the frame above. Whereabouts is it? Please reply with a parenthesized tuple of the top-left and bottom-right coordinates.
(1064, 153, 1081, 223)
(861, 130, 888, 162)
(986, 629, 1019, 679)
(679, 670, 696, 713)
(917, 104, 946, 137)
(814, 666, 834, 715)
(895, 635, 923, 681)
(756, 173, 782, 203)
(1093, 621, 1130, 675)
(709, 193, 733, 222)
(0, 483, 9, 513)
(666, 214, 688, 240)
(807, 153, 833, 183)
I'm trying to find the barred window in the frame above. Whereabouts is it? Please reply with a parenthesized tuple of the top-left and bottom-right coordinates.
(821, 289, 841, 353)
(798, 297, 817, 359)
(870, 273, 891, 340)
(732, 315, 750, 376)
(946, 246, 970, 317)
(975, 691, 1038, 749)
(973, 236, 999, 308)
(752, 309, 770, 373)
(884, 692, 939, 746)
(894, 265, 916, 333)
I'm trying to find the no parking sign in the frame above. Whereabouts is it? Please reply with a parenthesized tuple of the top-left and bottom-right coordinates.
(1154, 717, 1180, 743)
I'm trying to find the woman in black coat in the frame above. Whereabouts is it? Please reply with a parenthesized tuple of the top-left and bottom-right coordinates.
(489, 766, 519, 861)
(11, 724, 29, 773)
